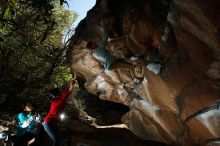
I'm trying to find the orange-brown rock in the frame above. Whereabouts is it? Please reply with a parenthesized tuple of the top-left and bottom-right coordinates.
(67, 0, 220, 145)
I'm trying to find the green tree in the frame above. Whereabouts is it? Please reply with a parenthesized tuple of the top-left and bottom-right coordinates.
(0, 0, 78, 111)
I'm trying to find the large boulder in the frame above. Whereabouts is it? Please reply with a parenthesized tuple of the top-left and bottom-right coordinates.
(67, 0, 220, 145)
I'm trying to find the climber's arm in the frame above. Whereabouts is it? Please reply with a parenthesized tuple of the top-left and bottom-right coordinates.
(99, 19, 109, 50)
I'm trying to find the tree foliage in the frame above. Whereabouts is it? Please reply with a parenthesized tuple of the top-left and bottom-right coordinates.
(0, 0, 78, 110)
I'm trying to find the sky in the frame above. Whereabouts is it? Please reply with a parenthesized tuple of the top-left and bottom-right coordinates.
(65, 0, 96, 28)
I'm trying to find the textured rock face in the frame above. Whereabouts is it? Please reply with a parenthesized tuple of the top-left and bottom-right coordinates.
(67, 0, 220, 145)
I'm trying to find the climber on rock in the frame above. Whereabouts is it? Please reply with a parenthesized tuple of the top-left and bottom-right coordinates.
(86, 13, 131, 69)
(86, 0, 130, 71)
(86, 0, 145, 85)
(86, 14, 146, 86)
(86, 17, 115, 71)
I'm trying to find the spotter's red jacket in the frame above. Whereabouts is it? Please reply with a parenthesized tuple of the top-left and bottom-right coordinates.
(44, 86, 73, 124)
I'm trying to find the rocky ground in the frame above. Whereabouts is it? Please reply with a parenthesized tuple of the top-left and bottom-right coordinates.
(0, 110, 171, 146)
(59, 110, 172, 146)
